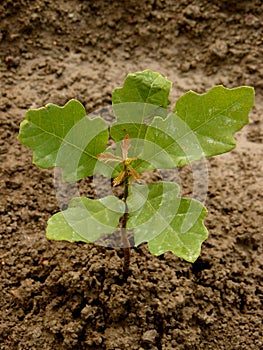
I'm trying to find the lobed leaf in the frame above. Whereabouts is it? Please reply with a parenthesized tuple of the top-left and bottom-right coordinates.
(126, 182, 208, 262)
(46, 196, 125, 243)
(173, 85, 255, 158)
(18, 99, 109, 181)
(111, 85, 255, 170)
(111, 70, 171, 154)
(112, 69, 172, 108)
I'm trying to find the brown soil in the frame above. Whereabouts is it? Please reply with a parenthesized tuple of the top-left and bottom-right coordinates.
(0, 0, 262, 349)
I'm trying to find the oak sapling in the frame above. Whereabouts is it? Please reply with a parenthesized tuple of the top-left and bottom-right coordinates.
(18, 70, 254, 273)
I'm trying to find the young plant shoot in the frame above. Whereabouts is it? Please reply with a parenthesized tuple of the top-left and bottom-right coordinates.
(18, 70, 254, 272)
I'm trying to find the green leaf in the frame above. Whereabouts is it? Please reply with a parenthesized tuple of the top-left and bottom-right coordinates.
(18, 99, 109, 181)
(110, 70, 171, 148)
(112, 69, 172, 108)
(110, 70, 171, 173)
(173, 85, 255, 157)
(127, 182, 208, 262)
(111, 85, 255, 170)
(46, 196, 125, 243)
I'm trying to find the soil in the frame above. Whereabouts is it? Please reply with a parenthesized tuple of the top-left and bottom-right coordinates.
(0, 0, 263, 349)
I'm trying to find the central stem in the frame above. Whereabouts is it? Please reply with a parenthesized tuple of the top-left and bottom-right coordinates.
(120, 169, 131, 275)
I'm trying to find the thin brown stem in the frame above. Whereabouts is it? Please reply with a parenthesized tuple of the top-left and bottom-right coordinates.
(120, 176, 131, 275)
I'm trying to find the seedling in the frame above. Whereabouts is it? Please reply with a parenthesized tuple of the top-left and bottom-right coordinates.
(18, 70, 254, 273)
